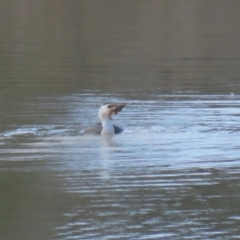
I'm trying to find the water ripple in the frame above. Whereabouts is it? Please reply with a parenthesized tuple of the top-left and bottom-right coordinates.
(1, 94, 240, 239)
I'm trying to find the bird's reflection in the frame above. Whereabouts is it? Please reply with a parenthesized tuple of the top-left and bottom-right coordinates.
(99, 135, 119, 179)
(100, 135, 118, 147)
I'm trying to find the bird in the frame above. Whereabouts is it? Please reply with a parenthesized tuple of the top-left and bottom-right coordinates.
(84, 103, 126, 135)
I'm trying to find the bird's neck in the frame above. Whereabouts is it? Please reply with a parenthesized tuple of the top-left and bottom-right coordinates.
(100, 117, 114, 135)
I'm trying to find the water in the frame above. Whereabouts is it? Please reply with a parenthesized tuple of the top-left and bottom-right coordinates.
(1, 93, 240, 240)
(1, 1, 240, 239)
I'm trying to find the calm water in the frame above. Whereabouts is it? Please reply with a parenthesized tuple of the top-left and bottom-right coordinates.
(1, 1, 240, 240)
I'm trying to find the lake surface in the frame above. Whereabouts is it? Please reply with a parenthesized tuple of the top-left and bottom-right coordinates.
(1, 1, 240, 240)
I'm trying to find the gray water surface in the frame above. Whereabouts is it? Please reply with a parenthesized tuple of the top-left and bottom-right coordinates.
(1, 1, 240, 239)
(1, 93, 240, 239)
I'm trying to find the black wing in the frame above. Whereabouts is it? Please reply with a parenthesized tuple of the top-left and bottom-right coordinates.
(113, 125, 124, 134)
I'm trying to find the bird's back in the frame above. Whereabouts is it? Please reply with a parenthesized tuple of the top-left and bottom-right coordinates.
(84, 123, 124, 135)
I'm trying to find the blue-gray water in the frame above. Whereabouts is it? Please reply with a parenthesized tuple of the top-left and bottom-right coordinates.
(1, 1, 240, 240)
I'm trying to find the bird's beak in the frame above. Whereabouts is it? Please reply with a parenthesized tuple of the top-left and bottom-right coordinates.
(107, 104, 126, 119)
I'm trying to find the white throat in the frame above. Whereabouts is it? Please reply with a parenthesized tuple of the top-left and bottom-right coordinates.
(100, 117, 114, 135)
(98, 105, 116, 135)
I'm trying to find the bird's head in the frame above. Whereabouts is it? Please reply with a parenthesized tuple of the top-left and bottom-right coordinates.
(98, 103, 126, 121)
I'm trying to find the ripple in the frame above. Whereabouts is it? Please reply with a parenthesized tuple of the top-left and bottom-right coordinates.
(1, 94, 240, 239)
